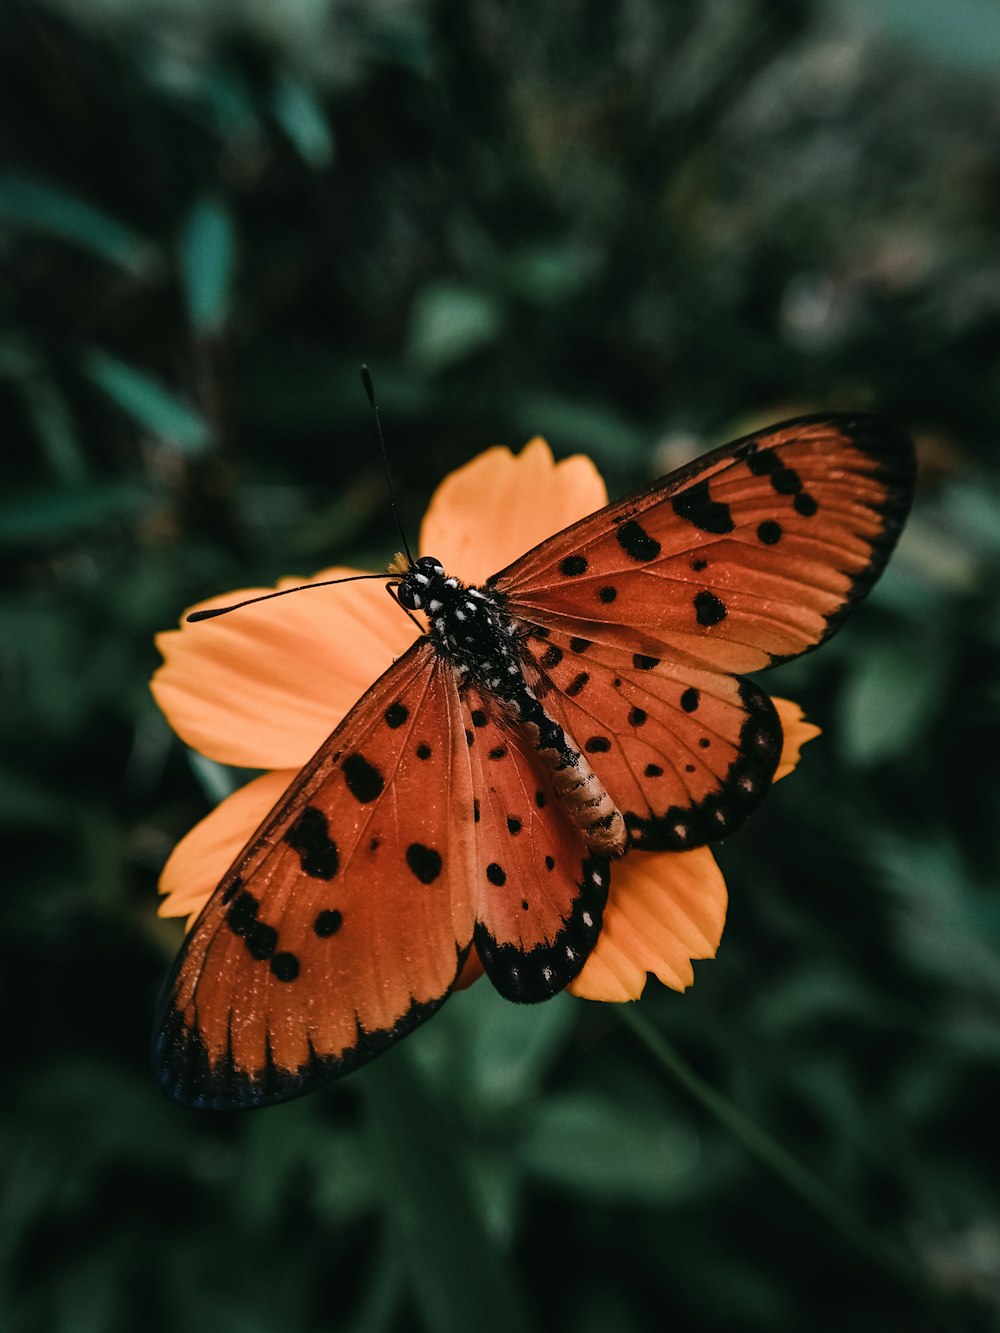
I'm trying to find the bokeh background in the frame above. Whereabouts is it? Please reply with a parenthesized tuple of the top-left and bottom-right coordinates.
(4, 1, 1000, 1329)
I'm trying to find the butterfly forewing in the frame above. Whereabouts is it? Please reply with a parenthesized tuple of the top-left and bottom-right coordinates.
(155, 640, 477, 1108)
(519, 630, 781, 850)
(462, 689, 609, 1001)
(492, 414, 914, 673)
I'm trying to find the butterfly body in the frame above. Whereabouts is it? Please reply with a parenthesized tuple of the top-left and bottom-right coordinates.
(154, 412, 915, 1108)
(399, 557, 628, 857)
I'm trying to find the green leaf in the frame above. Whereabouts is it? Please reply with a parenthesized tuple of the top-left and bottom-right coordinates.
(520, 1089, 700, 1203)
(0, 482, 155, 546)
(446, 983, 576, 1111)
(0, 335, 88, 485)
(511, 391, 647, 468)
(840, 0, 1000, 72)
(0, 765, 67, 828)
(836, 636, 945, 767)
(360, 1047, 536, 1333)
(186, 752, 249, 806)
(181, 198, 235, 334)
(271, 77, 335, 169)
(406, 282, 505, 373)
(83, 348, 210, 454)
(0, 171, 155, 273)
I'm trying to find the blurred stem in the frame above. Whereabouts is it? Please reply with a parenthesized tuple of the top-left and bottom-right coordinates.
(620, 1006, 965, 1326)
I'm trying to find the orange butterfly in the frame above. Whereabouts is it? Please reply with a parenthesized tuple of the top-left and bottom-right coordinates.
(154, 412, 914, 1108)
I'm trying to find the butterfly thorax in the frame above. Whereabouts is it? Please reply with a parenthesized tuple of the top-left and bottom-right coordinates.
(397, 556, 627, 857)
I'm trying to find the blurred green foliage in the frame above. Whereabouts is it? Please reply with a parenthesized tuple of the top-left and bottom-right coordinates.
(3, 0, 1000, 1329)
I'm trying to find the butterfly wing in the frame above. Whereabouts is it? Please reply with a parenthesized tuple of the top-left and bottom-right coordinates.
(490, 413, 915, 673)
(490, 413, 914, 850)
(153, 639, 477, 1109)
(462, 688, 609, 1001)
(518, 628, 781, 850)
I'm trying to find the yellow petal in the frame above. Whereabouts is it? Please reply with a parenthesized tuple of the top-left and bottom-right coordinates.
(772, 695, 821, 781)
(158, 770, 296, 921)
(419, 437, 608, 584)
(569, 847, 726, 1002)
(151, 569, 416, 769)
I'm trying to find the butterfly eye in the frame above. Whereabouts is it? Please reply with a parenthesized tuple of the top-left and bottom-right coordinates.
(397, 583, 421, 610)
(416, 555, 444, 576)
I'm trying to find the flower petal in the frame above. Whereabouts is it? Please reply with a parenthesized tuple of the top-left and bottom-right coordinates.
(151, 570, 416, 769)
(454, 951, 485, 990)
(158, 770, 296, 922)
(772, 696, 821, 780)
(569, 847, 726, 1002)
(420, 437, 608, 584)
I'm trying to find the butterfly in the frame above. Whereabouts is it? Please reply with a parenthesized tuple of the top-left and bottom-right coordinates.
(153, 412, 914, 1108)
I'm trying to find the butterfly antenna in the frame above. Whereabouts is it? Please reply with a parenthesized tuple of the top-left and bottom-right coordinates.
(361, 364, 415, 568)
(186, 572, 390, 622)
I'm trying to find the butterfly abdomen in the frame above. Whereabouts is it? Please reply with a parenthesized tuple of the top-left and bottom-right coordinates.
(510, 690, 627, 857)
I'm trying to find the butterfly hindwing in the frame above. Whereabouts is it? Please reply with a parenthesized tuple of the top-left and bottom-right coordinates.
(154, 640, 477, 1108)
(462, 688, 610, 1001)
(518, 629, 781, 851)
(491, 413, 914, 674)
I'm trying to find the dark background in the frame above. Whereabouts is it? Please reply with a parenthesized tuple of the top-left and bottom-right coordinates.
(4, 1, 1000, 1329)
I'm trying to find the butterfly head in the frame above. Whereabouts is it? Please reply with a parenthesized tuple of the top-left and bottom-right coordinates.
(395, 555, 446, 611)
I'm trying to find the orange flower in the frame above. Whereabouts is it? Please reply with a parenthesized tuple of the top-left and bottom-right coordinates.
(152, 439, 818, 1003)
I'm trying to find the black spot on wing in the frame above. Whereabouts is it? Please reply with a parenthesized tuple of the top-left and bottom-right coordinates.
(226, 889, 259, 940)
(585, 735, 611, 753)
(616, 518, 663, 561)
(343, 753, 384, 803)
(384, 702, 408, 728)
(246, 921, 277, 961)
(633, 654, 659, 671)
(671, 480, 733, 534)
(561, 555, 588, 576)
(680, 687, 700, 713)
(597, 586, 617, 603)
(314, 909, 343, 937)
(284, 806, 339, 879)
(757, 520, 782, 544)
(486, 862, 506, 886)
(566, 672, 590, 697)
(270, 952, 300, 983)
(541, 645, 563, 668)
(406, 843, 442, 884)
(694, 591, 727, 626)
(569, 637, 591, 654)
